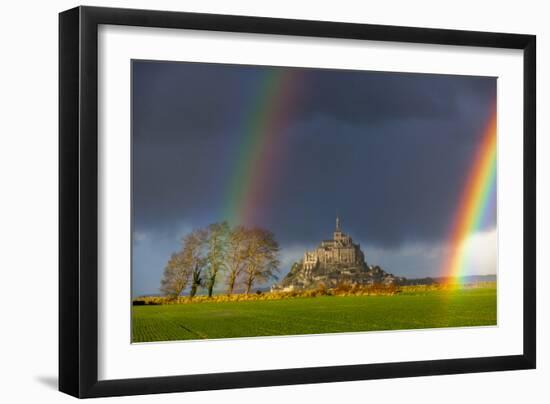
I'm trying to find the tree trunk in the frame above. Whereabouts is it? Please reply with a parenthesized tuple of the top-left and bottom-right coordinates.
(227, 274, 236, 295)
(245, 278, 253, 294)
(207, 275, 215, 297)
(190, 283, 198, 298)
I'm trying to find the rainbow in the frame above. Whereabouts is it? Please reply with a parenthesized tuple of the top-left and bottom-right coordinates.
(442, 108, 497, 284)
(223, 68, 302, 225)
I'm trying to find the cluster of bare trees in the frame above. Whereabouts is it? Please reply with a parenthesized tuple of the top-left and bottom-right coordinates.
(160, 222, 280, 298)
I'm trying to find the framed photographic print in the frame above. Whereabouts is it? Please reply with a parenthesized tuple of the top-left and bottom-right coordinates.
(59, 6, 536, 398)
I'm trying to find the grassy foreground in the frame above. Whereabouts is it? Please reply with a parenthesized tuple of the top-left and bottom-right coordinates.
(132, 286, 496, 342)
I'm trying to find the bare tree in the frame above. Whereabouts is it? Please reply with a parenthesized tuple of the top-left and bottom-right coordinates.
(242, 228, 280, 294)
(204, 221, 230, 297)
(160, 223, 280, 298)
(225, 225, 248, 295)
(160, 252, 191, 298)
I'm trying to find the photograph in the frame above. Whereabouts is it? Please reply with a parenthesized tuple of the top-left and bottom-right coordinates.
(131, 60, 498, 343)
(0, 0, 542, 401)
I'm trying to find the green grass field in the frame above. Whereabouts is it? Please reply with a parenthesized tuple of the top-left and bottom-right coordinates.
(132, 287, 496, 342)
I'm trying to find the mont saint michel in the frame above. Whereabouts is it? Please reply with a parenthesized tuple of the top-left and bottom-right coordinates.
(274, 217, 403, 291)
(131, 60, 497, 343)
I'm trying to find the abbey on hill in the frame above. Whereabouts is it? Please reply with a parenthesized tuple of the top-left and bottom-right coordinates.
(274, 217, 404, 291)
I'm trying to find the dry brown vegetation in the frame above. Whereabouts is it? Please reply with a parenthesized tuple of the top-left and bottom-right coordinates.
(135, 282, 400, 305)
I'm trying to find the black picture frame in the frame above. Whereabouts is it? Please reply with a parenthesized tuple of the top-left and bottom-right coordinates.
(59, 5, 536, 398)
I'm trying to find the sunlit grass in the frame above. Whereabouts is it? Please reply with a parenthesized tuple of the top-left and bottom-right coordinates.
(132, 285, 497, 342)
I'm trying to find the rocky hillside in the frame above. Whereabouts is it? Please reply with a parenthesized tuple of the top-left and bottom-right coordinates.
(273, 261, 405, 291)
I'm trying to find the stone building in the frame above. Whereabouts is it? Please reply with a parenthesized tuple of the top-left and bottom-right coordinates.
(303, 217, 365, 270)
(273, 217, 404, 291)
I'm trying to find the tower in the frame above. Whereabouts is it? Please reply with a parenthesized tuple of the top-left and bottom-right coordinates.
(334, 215, 343, 242)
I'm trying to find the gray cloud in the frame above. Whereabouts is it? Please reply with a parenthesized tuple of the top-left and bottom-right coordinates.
(131, 60, 496, 294)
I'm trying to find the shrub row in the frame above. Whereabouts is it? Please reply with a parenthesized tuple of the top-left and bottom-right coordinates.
(132, 281, 497, 306)
(133, 282, 406, 305)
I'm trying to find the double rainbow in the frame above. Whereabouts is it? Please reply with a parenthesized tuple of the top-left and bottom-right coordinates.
(442, 108, 497, 283)
(220, 65, 496, 283)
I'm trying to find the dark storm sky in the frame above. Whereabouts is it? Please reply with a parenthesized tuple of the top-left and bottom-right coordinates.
(131, 60, 497, 296)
